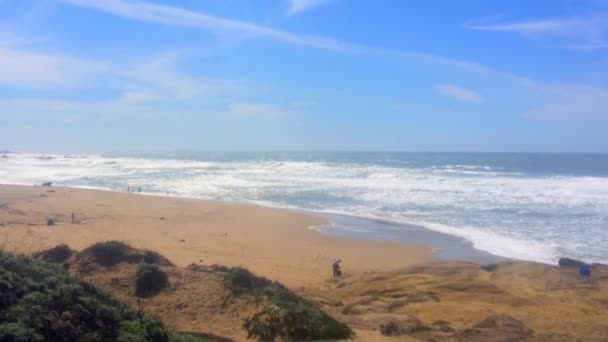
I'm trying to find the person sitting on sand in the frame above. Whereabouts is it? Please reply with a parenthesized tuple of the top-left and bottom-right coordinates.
(333, 259, 342, 277)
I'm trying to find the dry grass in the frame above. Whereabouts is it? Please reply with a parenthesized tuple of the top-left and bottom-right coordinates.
(301, 261, 608, 341)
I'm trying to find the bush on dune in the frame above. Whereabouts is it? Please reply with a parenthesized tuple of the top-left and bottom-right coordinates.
(218, 266, 353, 341)
(82, 241, 171, 267)
(32, 244, 73, 264)
(0, 250, 213, 342)
(244, 302, 353, 342)
(135, 264, 169, 298)
(226, 267, 273, 294)
(87, 240, 132, 266)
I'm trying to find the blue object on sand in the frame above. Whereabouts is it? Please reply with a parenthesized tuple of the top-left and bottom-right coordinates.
(579, 264, 591, 277)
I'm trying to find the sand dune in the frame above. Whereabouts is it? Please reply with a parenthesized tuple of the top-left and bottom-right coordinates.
(303, 261, 608, 340)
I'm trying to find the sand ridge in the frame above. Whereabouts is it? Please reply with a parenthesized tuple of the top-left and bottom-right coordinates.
(301, 261, 608, 340)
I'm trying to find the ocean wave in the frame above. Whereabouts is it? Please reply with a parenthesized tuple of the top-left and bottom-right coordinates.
(2, 152, 607, 264)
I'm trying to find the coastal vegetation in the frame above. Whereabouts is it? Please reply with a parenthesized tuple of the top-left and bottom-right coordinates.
(3, 241, 354, 341)
(32, 243, 73, 264)
(220, 266, 354, 341)
(0, 250, 213, 341)
(85, 240, 170, 267)
(135, 264, 169, 298)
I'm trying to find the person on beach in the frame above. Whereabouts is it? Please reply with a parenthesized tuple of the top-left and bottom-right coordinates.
(333, 259, 342, 277)
(579, 264, 591, 277)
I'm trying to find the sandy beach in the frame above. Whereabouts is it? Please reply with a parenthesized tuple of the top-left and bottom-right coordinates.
(0, 184, 431, 288)
(3, 184, 608, 341)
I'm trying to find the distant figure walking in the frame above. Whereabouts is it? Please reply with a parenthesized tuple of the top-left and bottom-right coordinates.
(580, 264, 591, 277)
(332, 259, 342, 277)
(71, 213, 75, 224)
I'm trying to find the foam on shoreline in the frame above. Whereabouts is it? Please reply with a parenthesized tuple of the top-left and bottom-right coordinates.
(1, 151, 607, 264)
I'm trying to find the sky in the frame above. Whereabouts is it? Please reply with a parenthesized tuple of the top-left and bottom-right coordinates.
(1, 0, 608, 153)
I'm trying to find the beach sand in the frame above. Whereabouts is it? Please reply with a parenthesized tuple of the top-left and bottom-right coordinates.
(0, 184, 431, 288)
(3, 184, 608, 341)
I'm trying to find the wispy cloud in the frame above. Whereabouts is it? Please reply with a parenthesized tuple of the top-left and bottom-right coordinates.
(436, 84, 482, 103)
(63, 0, 349, 51)
(229, 103, 295, 119)
(0, 97, 209, 122)
(467, 19, 575, 34)
(2, 98, 297, 122)
(524, 101, 607, 120)
(0, 31, 243, 103)
(0, 46, 103, 87)
(523, 85, 608, 120)
(58, 0, 549, 88)
(9, 0, 608, 122)
(466, 15, 608, 50)
(118, 52, 243, 102)
(287, 0, 329, 15)
(0, 31, 252, 122)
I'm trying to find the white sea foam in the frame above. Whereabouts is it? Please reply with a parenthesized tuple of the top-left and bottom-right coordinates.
(1, 152, 607, 264)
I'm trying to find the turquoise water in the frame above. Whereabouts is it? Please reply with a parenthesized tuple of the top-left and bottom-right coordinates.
(2, 151, 607, 264)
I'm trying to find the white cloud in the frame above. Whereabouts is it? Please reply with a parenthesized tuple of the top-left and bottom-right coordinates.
(1, 98, 120, 120)
(1, 97, 301, 123)
(0, 31, 243, 105)
(60, 0, 558, 90)
(287, 0, 329, 15)
(467, 19, 575, 34)
(63, 0, 349, 51)
(436, 84, 482, 103)
(119, 52, 242, 102)
(523, 85, 608, 119)
(1, 97, 210, 121)
(229, 103, 295, 119)
(4, 0, 607, 122)
(466, 15, 608, 50)
(0, 46, 103, 87)
(524, 102, 606, 120)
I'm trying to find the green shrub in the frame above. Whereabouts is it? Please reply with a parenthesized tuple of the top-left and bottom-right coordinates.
(219, 266, 353, 341)
(169, 332, 230, 342)
(243, 305, 282, 342)
(84, 241, 171, 267)
(142, 251, 164, 265)
(226, 267, 271, 294)
(135, 264, 169, 298)
(0, 250, 174, 341)
(244, 302, 353, 342)
(0, 322, 42, 342)
(32, 244, 73, 264)
(87, 241, 131, 266)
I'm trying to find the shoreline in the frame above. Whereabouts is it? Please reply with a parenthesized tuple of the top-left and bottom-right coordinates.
(4, 151, 601, 266)
(313, 212, 507, 265)
(0, 184, 432, 287)
(2, 181, 509, 265)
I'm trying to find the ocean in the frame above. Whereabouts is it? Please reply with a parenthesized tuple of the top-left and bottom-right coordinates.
(1, 151, 607, 264)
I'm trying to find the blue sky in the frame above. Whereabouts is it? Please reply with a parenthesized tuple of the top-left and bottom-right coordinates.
(1, 0, 608, 152)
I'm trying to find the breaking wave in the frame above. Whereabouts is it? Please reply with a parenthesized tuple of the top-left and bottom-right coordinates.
(1, 151, 607, 264)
